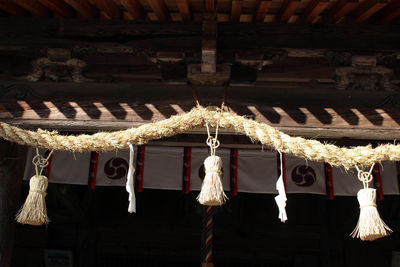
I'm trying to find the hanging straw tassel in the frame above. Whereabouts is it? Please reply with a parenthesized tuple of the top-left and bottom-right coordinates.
(16, 149, 53, 225)
(351, 166, 392, 241)
(197, 122, 227, 206)
(126, 142, 136, 213)
(197, 155, 227, 206)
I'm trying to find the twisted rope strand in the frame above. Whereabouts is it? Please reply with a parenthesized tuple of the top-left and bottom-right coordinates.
(0, 106, 398, 169)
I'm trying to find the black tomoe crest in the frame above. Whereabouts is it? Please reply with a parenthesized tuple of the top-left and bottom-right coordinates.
(104, 157, 129, 180)
(291, 165, 316, 187)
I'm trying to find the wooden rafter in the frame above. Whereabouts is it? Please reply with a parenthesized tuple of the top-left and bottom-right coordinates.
(120, 0, 146, 20)
(38, 0, 75, 18)
(255, 1, 271, 22)
(324, 0, 358, 24)
(64, 0, 97, 18)
(177, 0, 191, 21)
(276, 0, 300, 22)
(347, 0, 388, 24)
(369, 1, 400, 24)
(148, 0, 170, 21)
(12, 0, 49, 17)
(301, 0, 329, 23)
(230, 0, 243, 22)
(91, 0, 121, 19)
(0, 0, 25, 17)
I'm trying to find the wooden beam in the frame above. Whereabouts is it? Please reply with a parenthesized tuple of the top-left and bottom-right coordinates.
(176, 0, 191, 21)
(38, 0, 75, 18)
(0, 1, 26, 17)
(201, 20, 217, 73)
(276, 0, 300, 22)
(119, 0, 146, 20)
(148, 0, 170, 21)
(254, 0, 271, 22)
(91, 0, 121, 19)
(346, 0, 388, 24)
(369, 1, 400, 24)
(205, 0, 214, 12)
(64, 0, 97, 18)
(324, 0, 358, 24)
(12, 0, 49, 17)
(301, 0, 329, 23)
(230, 0, 243, 22)
(3, 19, 400, 51)
(1, 82, 400, 140)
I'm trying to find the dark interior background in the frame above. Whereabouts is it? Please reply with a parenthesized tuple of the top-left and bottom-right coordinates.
(11, 180, 400, 267)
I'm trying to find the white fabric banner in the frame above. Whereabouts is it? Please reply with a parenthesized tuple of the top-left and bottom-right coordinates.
(142, 146, 183, 190)
(24, 148, 90, 185)
(190, 148, 230, 191)
(237, 149, 277, 193)
(333, 162, 399, 196)
(22, 148, 399, 196)
(381, 161, 399, 195)
(285, 155, 326, 195)
(95, 150, 130, 187)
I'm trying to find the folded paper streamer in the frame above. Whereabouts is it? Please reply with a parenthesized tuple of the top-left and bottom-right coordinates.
(275, 151, 287, 222)
(126, 142, 136, 213)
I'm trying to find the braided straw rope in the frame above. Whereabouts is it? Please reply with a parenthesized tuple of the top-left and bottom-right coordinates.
(0, 106, 398, 169)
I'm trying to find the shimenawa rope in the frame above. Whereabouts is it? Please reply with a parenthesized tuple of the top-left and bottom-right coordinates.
(0, 106, 398, 169)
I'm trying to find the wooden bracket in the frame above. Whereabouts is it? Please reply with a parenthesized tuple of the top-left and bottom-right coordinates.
(188, 17, 230, 85)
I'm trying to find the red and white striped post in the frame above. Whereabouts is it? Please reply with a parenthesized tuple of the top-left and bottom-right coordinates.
(201, 206, 214, 267)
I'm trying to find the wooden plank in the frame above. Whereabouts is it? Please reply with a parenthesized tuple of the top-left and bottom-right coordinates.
(276, 0, 300, 22)
(12, 0, 49, 17)
(38, 0, 74, 17)
(176, 0, 191, 21)
(0, 1, 26, 17)
(301, 0, 329, 23)
(346, 0, 388, 24)
(230, 0, 243, 22)
(91, 0, 121, 19)
(148, 0, 170, 21)
(369, 1, 400, 24)
(324, 0, 358, 24)
(254, 0, 271, 22)
(120, 0, 146, 20)
(205, 0, 214, 12)
(64, 0, 97, 18)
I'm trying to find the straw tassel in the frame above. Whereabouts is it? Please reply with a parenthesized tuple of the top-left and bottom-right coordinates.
(197, 155, 227, 206)
(16, 149, 53, 225)
(197, 122, 227, 206)
(351, 166, 392, 241)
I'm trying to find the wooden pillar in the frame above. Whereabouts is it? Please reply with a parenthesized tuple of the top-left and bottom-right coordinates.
(0, 143, 26, 267)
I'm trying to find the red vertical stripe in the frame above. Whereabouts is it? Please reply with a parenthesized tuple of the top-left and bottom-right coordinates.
(233, 149, 238, 196)
(373, 164, 384, 201)
(44, 154, 53, 179)
(184, 147, 192, 194)
(324, 163, 334, 200)
(89, 152, 99, 190)
(137, 146, 145, 192)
